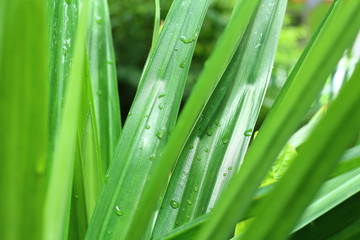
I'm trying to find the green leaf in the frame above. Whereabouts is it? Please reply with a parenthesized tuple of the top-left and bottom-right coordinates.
(293, 167, 360, 232)
(86, 0, 212, 239)
(261, 144, 297, 187)
(87, 0, 122, 167)
(47, 0, 82, 161)
(197, 1, 360, 239)
(128, 0, 262, 238)
(0, 0, 48, 239)
(240, 61, 360, 240)
(152, 0, 286, 238)
(43, 0, 89, 239)
(159, 164, 360, 240)
(291, 192, 360, 240)
(331, 145, 360, 178)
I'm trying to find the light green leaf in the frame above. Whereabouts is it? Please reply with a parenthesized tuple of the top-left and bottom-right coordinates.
(197, 1, 360, 239)
(43, 0, 89, 239)
(0, 0, 48, 239)
(240, 60, 360, 240)
(152, 0, 286, 238)
(129, 0, 262, 238)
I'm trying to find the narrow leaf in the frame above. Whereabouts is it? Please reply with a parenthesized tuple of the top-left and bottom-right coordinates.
(152, 0, 286, 237)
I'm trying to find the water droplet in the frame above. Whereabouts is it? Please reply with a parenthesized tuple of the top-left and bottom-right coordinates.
(179, 35, 194, 44)
(222, 136, 229, 144)
(150, 153, 156, 161)
(170, 200, 180, 209)
(255, 43, 261, 49)
(156, 129, 166, 139)
(223, 173, 227, 177)
(174, 48, 179, 51)
(206, 127, 213, 136)
(104, 174, 109, 183)
(228, 166, 233, 171)
(128, 112, 132, 116)
(244, 129, 253, 136)
(215, 119, 221, 127)
(189, 144, 194, 149)
(145, 125, 150, 129)
(95, 16, 103, 24)
(176, 221, 179, 226)
(115, 205, 123, 216)
(196, 155, 201, 161)
(158, 104, 163, 110)
(75, 195, 79, 199)
(97, 90, 102, 96)
(158, 93, 166, 98)
(187, 199, 192, 205)
(203, 147, 209, 153)
(186, 215, 190, 219)
(194, 187, 198, 192)
(179, 61, 185, 68)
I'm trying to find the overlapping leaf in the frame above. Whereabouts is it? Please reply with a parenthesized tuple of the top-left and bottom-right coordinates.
(152, 0, 286, 238)
(197, 1, 360, 238)
(86, 0, 212, 239)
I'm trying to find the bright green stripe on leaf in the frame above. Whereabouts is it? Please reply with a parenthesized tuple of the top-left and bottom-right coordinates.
(43, 0, 89, 239)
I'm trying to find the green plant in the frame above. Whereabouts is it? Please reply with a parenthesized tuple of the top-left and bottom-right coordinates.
(1, 0, 359, 240)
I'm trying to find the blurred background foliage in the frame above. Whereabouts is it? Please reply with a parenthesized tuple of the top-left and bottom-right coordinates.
(107, 0, 349, 125)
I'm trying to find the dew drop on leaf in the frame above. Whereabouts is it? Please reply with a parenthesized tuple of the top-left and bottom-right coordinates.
(179, 36, 194, 44)
(215, 119, 221, 127)
(115, 205, 123, 216)
(158, 93, 166, 98)
(187, 200, 192, 205)
(170, 200, 180, 209)
(206, 127, 213, 136)
(194, 187, 198, 192)
(244, 129, 253, 136)
(179, 61, 185, 68)
(104, 174, 109, 183)
(203, 147, 209, 153)
(145, 125, 150, 129)
(222, 136, 229, 144)
(95, 16, 103, 24)
(156, 129, 165, 139)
